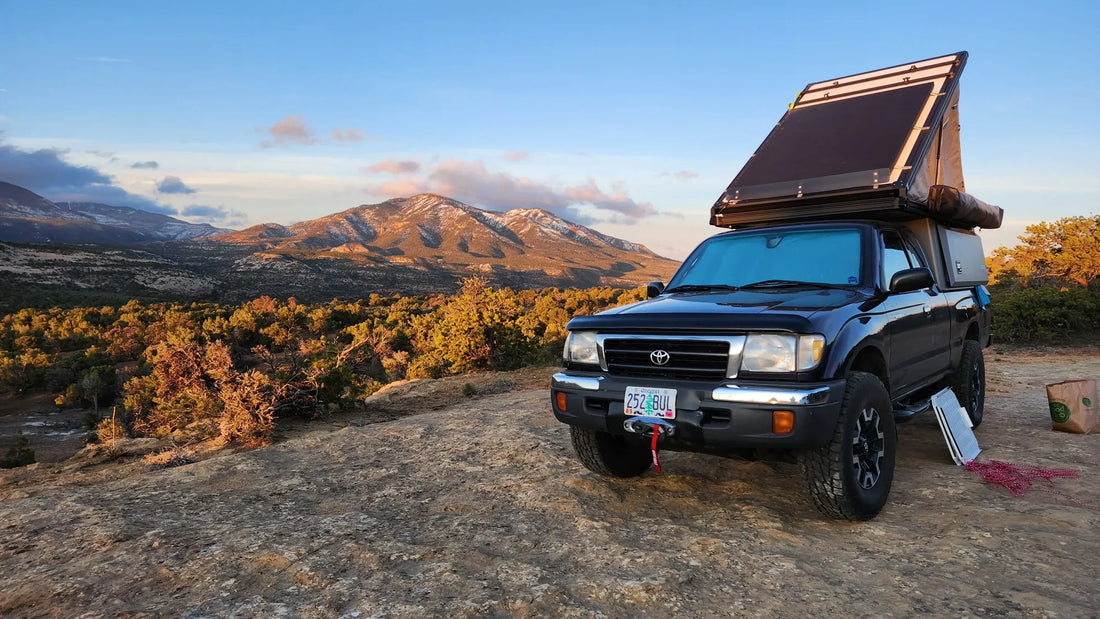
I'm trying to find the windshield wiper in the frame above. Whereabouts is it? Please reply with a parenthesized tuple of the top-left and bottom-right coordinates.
(739, 279, 852, 290)
(664, 283, 741, 294)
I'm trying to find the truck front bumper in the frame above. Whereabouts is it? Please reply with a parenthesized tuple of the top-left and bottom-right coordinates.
(551, 372, 847, 450)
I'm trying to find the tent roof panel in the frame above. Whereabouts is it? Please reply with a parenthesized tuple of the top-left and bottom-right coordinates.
(710, 52, 1003, 229)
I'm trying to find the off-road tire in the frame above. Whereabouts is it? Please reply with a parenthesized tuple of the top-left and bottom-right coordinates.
(570, 426, 652, 477)
(949, 339, 985, 427)
(798, 371, 896, 520)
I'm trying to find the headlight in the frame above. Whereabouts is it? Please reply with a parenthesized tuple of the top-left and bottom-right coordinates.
(741, 333, 824, 372)
(564, 331, 599, 365)
(797, 334, 825, 370)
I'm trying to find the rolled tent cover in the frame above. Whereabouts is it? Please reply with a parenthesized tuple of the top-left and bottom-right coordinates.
(926, 185, 1004, 229)
(711, 52, 1003, 229)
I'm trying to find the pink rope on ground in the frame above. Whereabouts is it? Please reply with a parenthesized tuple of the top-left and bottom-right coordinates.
(964, 460, 1078, 496)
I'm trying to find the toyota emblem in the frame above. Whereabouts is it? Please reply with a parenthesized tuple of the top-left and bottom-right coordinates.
(649, 349, 670, 366)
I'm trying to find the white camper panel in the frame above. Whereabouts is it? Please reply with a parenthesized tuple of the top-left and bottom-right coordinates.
(939, 226, 989, 288)
(904, 218, 989, 290)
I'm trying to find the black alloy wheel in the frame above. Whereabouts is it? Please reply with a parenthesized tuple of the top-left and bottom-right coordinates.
(852, 405, 885, 489)
(798, 371, 896, 520)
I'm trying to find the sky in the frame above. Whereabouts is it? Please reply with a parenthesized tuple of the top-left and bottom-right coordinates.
(1, 0, 1098, 259)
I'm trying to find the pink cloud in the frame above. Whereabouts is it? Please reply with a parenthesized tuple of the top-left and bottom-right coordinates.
(365, 158, 422, 175)
(260, 116, 377, 147)
(333, 128, 373, 143)
(260, 115, 316, 148)
(660, 170, 700, 181)
(429, 159, 565, 211)
(363, 158, 657, 223)
(503, 150, 528, 162)
(562, 180, 657, 218)
(368, 177, 430, 197)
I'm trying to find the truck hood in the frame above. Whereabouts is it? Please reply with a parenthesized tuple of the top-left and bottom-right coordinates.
(567, 288, 868, 333)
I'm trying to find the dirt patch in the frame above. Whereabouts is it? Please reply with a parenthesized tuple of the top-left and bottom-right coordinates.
(1, 351, 1098, 616)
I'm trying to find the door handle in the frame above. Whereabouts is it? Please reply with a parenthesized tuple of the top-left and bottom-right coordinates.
(922, 305, 932, 317)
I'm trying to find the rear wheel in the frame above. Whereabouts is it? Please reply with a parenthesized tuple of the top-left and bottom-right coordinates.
(570, 426, 652, 477)
(798, 371, 896, 520)
(950, 340, 985, 427)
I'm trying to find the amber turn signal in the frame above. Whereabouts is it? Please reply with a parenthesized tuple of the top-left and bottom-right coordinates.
(772, 410, 795, 434)
(555, 391, 568, 412)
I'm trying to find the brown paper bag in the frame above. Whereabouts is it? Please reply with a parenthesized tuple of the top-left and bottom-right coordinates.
(1046, 379, 1098, 434)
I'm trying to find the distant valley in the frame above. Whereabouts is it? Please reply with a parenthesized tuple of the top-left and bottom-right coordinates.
(0, 182, 680, 310)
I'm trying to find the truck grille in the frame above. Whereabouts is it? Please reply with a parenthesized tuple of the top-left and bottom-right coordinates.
(601, 337, 735, 381)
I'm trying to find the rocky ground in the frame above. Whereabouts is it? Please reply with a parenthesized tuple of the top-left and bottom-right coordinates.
(1, 349, 1098, 618)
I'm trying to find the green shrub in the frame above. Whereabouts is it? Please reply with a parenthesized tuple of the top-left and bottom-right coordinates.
(990, 284, 1100, 343)
(0, 436, 35, 468)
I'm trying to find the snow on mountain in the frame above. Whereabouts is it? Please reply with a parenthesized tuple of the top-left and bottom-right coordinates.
(0, 181, 228, 243)
(210, 193, 677, 288)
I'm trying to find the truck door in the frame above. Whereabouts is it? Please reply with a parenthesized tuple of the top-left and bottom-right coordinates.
(880, 230, 949, 395)
(903, 233, 951, 381)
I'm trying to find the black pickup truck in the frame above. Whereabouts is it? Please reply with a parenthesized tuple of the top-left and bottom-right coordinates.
(551, 52, 1002, 519)
(551, 219, 991, 519)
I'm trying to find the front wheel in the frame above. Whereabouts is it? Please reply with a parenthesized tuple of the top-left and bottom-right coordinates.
(570, 426, 652, 477)
(798, 371, 896, 520)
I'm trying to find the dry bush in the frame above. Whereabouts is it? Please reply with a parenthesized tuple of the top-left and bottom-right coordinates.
(218, 370, 276, 446)
(144, 444, 197, 468)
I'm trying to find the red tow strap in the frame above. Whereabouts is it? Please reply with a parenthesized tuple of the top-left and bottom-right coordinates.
(651, 426, 662, 474)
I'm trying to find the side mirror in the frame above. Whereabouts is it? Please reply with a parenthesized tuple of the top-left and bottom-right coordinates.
(889, 267, 934, 293)
(646, 281, 665, 298)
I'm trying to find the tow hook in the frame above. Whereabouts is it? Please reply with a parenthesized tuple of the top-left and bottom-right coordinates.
(623, 416, 674, 473)
(623, 416, 675, 437)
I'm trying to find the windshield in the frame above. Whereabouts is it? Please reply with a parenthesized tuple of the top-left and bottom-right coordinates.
(668, 228, 863, 289)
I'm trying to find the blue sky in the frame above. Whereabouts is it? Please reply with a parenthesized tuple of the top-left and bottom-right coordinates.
(1, 0, 1097, 258)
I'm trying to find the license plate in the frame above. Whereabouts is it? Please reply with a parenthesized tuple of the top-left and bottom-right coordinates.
(624, 386, 677, 419)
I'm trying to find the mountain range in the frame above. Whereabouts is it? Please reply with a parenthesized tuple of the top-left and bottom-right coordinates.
(0, 181, 227, 243)
(0, 182, 680, 309)
(213, 193, 666, 278)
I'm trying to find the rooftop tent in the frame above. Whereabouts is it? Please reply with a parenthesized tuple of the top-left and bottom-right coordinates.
(710, 52, 1003, 230)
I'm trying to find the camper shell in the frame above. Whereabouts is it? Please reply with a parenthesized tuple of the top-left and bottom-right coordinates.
(709, 51, 1001, 288)
(551, 52, 997, 521)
